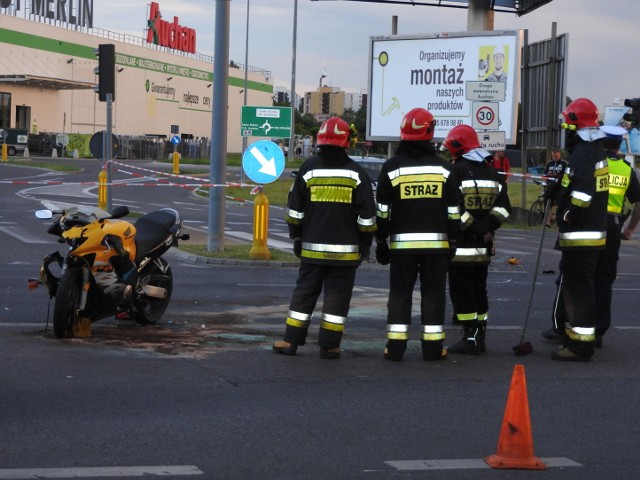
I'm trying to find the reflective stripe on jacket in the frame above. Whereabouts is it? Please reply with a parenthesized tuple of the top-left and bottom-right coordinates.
(286, 148, 377, 266)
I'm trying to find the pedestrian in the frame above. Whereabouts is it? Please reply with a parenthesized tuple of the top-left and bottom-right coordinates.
(542, 148, 568, 226)
(272, 117, 377, 359)
(374, 108, 461, 361)
(543, 147, 568, 179)
(543, 124, 640, 350)
(491, 150, 511, 177)
(441, 124, 511, 355)
(548, 98, 609, 362)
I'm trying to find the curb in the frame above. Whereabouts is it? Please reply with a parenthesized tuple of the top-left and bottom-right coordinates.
(166, 246, 385, 270)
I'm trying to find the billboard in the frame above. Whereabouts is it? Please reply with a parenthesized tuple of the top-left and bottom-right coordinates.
(367, 30, 522, 144)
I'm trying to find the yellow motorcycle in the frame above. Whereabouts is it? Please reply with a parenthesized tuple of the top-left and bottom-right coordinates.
(32, 201, 189, 338)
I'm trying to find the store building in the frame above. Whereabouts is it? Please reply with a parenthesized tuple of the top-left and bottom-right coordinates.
(0, 1, 273, 154)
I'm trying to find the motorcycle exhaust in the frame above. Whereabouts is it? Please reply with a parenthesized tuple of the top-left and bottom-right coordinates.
(142, 285, 167, 299)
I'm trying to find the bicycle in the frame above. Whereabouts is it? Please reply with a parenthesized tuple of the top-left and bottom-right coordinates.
(527, 179, 552, 227)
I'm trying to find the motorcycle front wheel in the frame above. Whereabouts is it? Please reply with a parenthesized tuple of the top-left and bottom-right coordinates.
(53, 268, 82, 338)
(133, 258, 173, 325)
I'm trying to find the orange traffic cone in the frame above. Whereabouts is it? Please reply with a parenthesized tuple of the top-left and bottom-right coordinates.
(485, 364, 546, 470)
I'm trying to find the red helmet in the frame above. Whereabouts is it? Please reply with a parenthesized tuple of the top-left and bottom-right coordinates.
(443, 124, 480, 157)
(317, 117, 350, 148)
(561, 98, 599, 129)
(400, 108, 436, 141)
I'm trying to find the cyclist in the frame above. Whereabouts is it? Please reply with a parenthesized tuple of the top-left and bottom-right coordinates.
(542, 148, 568, 226)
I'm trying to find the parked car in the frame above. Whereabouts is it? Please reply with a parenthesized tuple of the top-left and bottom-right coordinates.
(0, 128, 29, 156)
(351, 155, 386, 193)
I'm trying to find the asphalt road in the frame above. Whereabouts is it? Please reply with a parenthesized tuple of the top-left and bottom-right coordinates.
(2, 160, 640, 479)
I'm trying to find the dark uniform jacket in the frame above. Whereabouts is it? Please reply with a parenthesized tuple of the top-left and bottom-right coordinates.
(375, 141, 460, 254)
(556, 140, 608, 250)
(285, 146, 377, 266)
(450, 157, 511, 265)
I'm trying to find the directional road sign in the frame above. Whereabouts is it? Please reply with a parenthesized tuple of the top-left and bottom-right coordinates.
(56, 133, 69, 147)
(171, 135, 181, 145)
(241, 106, 292, 138)
(465, 81, 506, 102)
(242, 140, 286, 184)
(89, 131, 119, 159)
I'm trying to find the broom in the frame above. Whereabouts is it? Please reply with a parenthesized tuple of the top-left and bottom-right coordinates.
(513, 198, 554, 356)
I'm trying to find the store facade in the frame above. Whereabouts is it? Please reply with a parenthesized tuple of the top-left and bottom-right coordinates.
(0, 2, 273, 154)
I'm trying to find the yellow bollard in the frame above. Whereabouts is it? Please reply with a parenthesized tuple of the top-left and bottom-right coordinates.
(1, 143, 7, 162)
(249, 190, 271, 260)
(172, 151, 180, 174)
(98, 169, 107, 210)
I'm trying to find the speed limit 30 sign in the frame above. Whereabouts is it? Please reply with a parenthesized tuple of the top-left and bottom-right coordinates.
(472, 102, 499, 130)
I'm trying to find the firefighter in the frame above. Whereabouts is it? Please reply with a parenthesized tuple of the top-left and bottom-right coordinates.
(375, 107, 460, 361)
(550, 98, 609, 361)
(272, 116, 377, 359)
(543, 124, 640, 349)
(442, 124, 511, 355)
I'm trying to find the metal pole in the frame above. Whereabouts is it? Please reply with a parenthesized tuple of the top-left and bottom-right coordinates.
(521, 29, 529, 213)
(545, 22, 558, 159)
(241, 0, 249, 184)
(106, 93, 113, 212)
(208, 0, 230, 252)
(289, 0, 298, 163)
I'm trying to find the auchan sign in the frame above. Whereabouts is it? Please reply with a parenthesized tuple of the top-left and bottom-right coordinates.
(146, 2, 196, 54)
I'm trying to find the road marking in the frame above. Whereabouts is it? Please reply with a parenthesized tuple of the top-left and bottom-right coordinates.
(0, 226, 49, 244)
(385, 457, 581, 471)
(0, 465, 204, 478)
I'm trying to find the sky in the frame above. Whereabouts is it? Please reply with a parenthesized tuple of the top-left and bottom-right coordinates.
(96, 0, 639, 113)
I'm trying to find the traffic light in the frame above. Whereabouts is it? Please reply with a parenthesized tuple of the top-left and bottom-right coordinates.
(93, 44, 115, 102)
(623, 98, 640, 128)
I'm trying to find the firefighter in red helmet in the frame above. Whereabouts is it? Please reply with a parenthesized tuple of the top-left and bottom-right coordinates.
(375, 107, 460, 361)
(272, 116, 376, 359)
(548, 98, 609, 361)
(442, 124, 511, 355)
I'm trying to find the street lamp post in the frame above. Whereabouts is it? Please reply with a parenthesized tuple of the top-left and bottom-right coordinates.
(289, 0, 298, 163)
(241, 0, 250, 184)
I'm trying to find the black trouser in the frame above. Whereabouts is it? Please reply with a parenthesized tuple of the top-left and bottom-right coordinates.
(558, 249, 599, 355)
(387, 253, 448, 330)
(448, 264, 489, 323)
(552, 220, 620, 338)
(284, 262, 357, 349)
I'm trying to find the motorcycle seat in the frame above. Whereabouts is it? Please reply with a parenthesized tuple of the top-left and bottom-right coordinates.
(134, 210, 177, 262)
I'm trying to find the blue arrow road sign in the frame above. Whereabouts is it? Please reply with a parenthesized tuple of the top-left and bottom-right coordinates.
(242, 140, 285, 184)
(171, 135, 181, 145)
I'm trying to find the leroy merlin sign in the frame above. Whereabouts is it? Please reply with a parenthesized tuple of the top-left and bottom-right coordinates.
(241, 106, 291, 138)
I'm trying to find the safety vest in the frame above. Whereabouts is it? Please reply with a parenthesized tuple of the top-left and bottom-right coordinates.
(607, 157, 633, 214)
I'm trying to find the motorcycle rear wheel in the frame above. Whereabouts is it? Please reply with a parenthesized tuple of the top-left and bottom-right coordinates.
(53, 268, 82, 338)
(133, 259, 173, 325)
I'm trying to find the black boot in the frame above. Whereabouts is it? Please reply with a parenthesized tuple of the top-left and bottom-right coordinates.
(421, 340, 447, 361)
(383, 339, 407, 361)
(448, 323, 482, 355)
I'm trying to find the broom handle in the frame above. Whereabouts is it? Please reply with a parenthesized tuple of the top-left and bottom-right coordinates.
(520, 199, 554, 343)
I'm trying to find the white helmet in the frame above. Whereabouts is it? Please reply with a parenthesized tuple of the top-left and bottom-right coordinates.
(493, 46, 506, 58)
